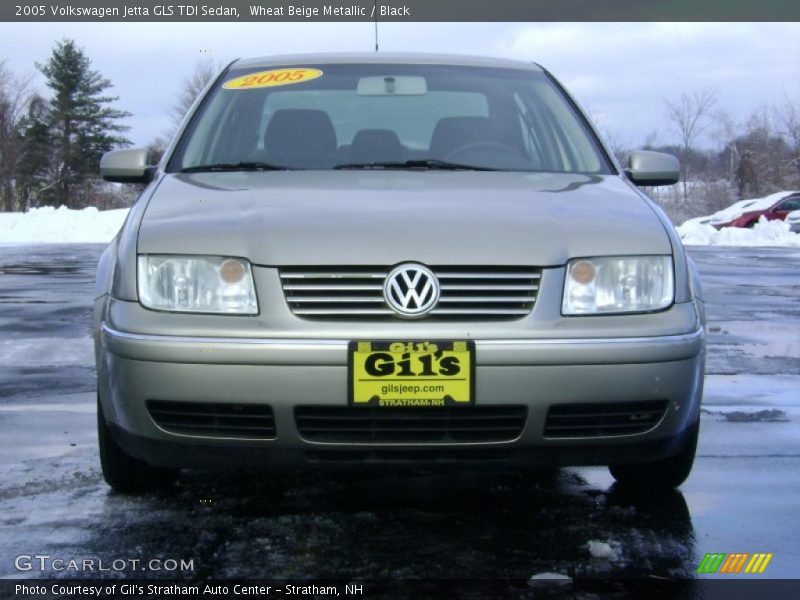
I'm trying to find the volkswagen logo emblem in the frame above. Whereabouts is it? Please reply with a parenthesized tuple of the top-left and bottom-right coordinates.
(384, 263, 440, 318)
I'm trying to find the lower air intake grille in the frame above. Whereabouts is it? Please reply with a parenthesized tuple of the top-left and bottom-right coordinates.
(543, 400, 668, 438)
(147, 401, 275, 439)
(295, 405, 527, 443)
(306, 448, 517, 463)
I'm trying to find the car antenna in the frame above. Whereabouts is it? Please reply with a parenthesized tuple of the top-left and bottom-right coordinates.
(373, 0, 379, 52)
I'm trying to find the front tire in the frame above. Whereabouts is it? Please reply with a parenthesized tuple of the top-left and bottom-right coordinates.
(608, 421, 699, 490)
(98, 396, 178, 493)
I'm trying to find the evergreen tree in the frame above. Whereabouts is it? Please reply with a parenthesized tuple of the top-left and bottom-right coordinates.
(36, 39, 131, 207)
(14, 94, 52, 209)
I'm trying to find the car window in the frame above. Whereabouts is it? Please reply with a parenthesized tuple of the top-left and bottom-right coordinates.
(257, 90, 489, 151)
(172, 63, 612, 173)
(777, 197, 800, 212)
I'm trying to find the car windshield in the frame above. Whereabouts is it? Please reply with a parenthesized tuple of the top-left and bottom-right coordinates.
(170, 63, 612, 174)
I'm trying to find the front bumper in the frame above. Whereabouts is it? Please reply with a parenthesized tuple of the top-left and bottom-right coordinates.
(97, 315, 705, 470)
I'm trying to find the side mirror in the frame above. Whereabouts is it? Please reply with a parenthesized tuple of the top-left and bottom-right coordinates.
(625, 150, 680, 187)
(100, 148, 155, 184)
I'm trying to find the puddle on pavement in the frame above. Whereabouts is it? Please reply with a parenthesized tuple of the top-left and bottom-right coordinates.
(721, 409, 789, 422)
(710, 320, 800, 359)
(0, 264, 81, 276)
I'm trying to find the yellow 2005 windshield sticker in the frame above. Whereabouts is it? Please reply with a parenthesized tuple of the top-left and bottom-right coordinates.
(223, 68, 323, 90)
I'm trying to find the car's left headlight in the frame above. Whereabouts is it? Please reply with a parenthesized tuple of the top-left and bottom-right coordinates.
(137, 255, 258, 314)
(562, 256, 674, 315)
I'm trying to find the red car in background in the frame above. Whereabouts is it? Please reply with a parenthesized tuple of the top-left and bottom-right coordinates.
(710, 191, 800, 229)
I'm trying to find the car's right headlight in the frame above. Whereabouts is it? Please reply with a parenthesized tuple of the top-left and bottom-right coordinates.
(137, 255, 258, 314)
(562, 255, 674, 315)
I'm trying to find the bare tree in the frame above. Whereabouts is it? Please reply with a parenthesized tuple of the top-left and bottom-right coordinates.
(773, 93, 800, 185)
(709, 110, 739, 180)
(664, 88, 718, 201)
(151, 59, 221, 160)
(170, 59, 219, 131)
(585, 107, 629, 165)
(642, 130, 660, 149)
(0, 60, 33, 211)
(733, 109, 793, 198)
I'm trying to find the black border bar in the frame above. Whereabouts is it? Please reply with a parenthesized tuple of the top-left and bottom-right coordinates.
(4, 1, 800, 23)
(4, 579, 800, 600)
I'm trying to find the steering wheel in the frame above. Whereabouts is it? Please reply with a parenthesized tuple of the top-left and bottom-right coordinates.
(445, 140, 524, 162)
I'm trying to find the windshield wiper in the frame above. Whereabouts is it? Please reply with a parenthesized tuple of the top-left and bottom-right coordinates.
(333, 159, 499, 171)
(180, 161, 292, 173)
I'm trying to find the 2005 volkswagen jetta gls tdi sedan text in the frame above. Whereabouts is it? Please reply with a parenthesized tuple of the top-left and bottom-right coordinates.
(94, 53, 705, 493)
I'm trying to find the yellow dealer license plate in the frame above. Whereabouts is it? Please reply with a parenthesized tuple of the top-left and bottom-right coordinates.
(349, 340, 475, 408)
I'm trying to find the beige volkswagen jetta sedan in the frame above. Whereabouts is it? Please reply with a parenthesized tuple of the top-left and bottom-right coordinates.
(95, 53, 705, 493)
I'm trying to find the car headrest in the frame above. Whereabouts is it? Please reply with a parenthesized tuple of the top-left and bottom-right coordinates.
(264, 109, 337, 167)
(350, 129, 404, 164)
(429, 116, 495, 158)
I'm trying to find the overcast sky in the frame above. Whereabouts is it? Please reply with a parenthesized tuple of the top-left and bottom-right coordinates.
(0, 22, 798, 149)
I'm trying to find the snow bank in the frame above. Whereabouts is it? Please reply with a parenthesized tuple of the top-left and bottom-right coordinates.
(527, 573, 572, 587)
(2, 203, 799, 248)
(678, 216, 800, 247)
(0, 206, 129, 244)
(586, 540, 617, 559)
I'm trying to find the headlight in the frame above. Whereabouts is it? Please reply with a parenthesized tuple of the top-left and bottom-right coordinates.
(562, 256, 673, 315)
(137, 255, 258, 314)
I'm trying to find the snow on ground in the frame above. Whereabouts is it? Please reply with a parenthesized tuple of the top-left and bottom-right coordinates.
(0, 337, 94, 368)
(527, 572, 572, 586)
(678, 216, 800, 247)
(0, 206, 128, 244)
(586, 541, 617, 559)
(2, 202, 799, 247)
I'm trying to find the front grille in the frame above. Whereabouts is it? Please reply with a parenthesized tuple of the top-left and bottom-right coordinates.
(147, 400, 276, 439)
(295, 405, 527, 443)
(543, 400, 668, 438)
(279, 266, 541, 318)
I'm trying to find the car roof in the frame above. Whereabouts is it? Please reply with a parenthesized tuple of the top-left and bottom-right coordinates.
(231, 52, 543, 72)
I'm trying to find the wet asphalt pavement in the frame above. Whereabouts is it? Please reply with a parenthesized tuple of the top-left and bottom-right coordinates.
(0, 245, 798, 585)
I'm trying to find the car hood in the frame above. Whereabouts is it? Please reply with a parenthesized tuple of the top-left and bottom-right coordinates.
(138, 171, 671, 266)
